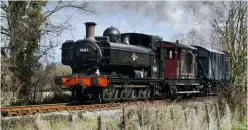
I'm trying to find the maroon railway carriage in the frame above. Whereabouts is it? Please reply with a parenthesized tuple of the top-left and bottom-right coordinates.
(156, 40, 201, 95)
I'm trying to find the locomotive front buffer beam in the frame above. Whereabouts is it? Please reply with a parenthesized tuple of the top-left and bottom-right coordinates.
(54, 75, 108, 88)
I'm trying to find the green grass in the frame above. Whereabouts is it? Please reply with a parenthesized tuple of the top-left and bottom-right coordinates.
(231, 121, 248, 130)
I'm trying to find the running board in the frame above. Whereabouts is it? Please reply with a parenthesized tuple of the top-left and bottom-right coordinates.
(177, 91, 200, 94)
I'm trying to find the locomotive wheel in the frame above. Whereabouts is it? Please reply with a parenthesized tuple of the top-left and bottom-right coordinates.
(102, 85, 117, 103)
(119, 88, 131, 100)
(146, 88, 151, 98)
(131, 89, 138, 100)
(125, 88, 133, 98)
(138, 88, 150, 99)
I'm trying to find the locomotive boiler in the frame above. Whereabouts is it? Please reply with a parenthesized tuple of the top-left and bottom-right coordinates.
(61, 22, 158, 79)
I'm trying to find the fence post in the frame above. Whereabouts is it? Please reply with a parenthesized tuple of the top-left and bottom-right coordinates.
(69, 113, 75, 130)
(97, 116, 102, 130)
(215, 103, 220, 129)
(205, 104, 210, 130)
(123, 107, 128, 130)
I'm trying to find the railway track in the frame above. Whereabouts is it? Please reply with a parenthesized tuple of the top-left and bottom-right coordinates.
(1, 103, 120, 117)
(1, 100, 171, 117)
(1, 96, 218, 117)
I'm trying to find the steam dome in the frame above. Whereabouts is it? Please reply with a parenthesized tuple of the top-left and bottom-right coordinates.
(103, 26, 121, 42)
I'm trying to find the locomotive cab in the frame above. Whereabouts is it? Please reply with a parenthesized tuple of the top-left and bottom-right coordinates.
(121, 33, 162, 48)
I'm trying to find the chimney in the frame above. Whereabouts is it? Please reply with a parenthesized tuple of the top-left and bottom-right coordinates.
(85, 22, 96, 39)
(123, 35, 130, 45)
(176, 40, 179, 44)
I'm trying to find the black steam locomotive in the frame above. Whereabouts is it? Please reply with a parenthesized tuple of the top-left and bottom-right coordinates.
(55, 22, 230, 103)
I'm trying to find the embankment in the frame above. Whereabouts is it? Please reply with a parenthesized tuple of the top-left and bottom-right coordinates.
(1, 97, 247, 130)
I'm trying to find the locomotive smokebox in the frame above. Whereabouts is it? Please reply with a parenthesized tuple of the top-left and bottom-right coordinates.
(85, 22, 97, 39)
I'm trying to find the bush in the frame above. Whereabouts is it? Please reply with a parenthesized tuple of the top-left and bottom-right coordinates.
(1, 56, 73, 106)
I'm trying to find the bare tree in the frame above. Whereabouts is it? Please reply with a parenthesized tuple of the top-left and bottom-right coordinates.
(170, 32, 187, 44)
(170, 28, 220, 49)
(208, 1, 247, 87)
(1, 1, 94, 105)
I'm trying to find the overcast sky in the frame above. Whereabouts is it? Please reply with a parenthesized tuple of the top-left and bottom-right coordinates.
(43, 1, 213, 63)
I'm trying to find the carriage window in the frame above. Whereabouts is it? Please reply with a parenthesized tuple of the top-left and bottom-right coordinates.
(169, 51, 173, 59)
(187, 51, 195, 74)
(188, 53, 193, 63)
(166, 48, 175, 60)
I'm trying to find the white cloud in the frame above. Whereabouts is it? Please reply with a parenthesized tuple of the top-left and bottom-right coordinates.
(43, 1, 216, 63)
(87, 1, 213, 31)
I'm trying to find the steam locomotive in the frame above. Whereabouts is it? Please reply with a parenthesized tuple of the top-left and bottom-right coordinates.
(55, 22, 230, 103)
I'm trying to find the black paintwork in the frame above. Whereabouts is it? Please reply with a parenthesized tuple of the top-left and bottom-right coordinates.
(61, 40, 73, 65)
(103, 26, 121, 42)
(61, 33, 162, 78)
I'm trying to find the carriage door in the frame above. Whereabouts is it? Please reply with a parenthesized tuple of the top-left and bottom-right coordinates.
(164, 48, 177, 78)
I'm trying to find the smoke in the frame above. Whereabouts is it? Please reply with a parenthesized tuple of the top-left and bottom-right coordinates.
(88, 1, 212, 31)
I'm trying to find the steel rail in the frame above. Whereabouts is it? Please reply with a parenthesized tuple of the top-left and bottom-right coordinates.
(1, 96, 217, 117)
(1, 100, 165, 117)
(1, 103, 120, 117)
